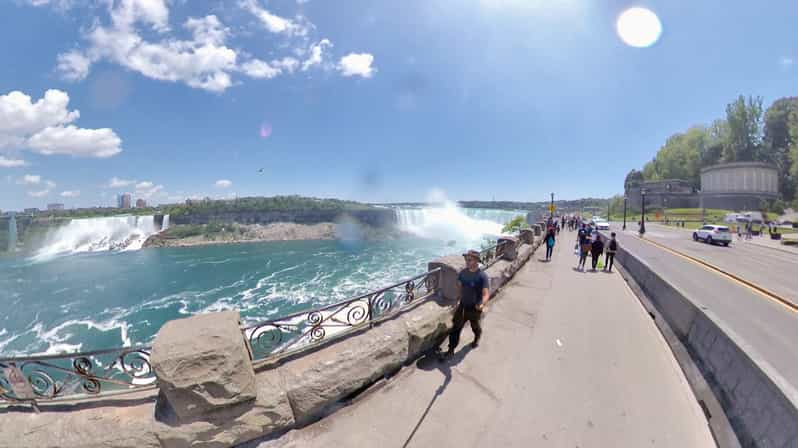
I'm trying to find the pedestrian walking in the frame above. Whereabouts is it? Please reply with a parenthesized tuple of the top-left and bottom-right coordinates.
(604, 232, 618, 272)
(577, 231, 590, 271)
(545, 227, 556, 261)
(591, 235, 604, 271)
(442, 249, 490, 360)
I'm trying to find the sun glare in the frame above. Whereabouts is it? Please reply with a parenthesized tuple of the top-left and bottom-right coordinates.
(616, 7, 662, 48)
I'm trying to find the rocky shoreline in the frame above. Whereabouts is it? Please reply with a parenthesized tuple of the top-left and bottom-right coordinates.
(143, 222, 407, 248)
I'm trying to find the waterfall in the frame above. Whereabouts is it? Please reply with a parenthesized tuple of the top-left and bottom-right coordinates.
(394, 203, 522, 244)
(8, 212, 17, 252)
(34, 215, 161, 260)
(161, 214, 170, 231)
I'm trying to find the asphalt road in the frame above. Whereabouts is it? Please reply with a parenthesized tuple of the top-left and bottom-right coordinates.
(607, 223, 798, 390)
(641, 223, 798, 304)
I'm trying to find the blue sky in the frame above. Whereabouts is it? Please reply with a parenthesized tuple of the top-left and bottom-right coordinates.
(1, 0, 798, 211)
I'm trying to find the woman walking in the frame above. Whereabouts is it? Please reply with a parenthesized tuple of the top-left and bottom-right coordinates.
(545, 227, 556, 261)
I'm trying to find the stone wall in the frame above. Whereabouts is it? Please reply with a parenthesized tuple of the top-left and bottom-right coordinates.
(612, 239, 798, 448)
(0, 237, 540, 448)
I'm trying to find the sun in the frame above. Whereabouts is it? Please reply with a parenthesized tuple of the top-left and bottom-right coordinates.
(616, 7, 662, 48)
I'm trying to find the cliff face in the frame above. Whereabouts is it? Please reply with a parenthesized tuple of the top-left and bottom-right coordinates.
(169, 209, 396, 227)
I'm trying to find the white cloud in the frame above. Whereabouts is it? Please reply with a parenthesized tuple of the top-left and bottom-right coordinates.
(0, 156, 27, 167)
(108, 176, 136, 188)
(0, 89, 123, 157)
(79, 18, 238, 93)
(19, 174, 41, 185)
(240, 59, 281, 79)
(28, 189, 51, 197)
(780, 56, 794, 68)
(57, 51, 92, 82)
(110, 0, 170, 32)
(60, 190, 80, 197)
(302, 39, 332, 71)
(0, 90, 79, 137)
(215, 179, 233, 188)
(26, 179, 55, 197)
(240, 0, 308, 36)
(338, 53, 376, 78)
(135, 180, 164, 198)
(27, 125, 122, 158)
(49, 0, 373, 92)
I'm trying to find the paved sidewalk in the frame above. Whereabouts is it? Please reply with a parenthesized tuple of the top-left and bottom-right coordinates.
(249, 242, 715, 448)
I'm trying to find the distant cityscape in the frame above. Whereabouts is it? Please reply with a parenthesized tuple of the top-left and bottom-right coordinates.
(1, 193, 151, 216)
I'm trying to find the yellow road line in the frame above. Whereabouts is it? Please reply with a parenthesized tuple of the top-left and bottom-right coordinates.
(634, 235, 798, 315)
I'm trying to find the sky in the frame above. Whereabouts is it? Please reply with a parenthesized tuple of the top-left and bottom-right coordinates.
(1, 0, 798, 211)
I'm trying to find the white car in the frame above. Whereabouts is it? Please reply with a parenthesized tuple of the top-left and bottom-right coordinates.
(693, 225, 732, 246)
(595, 221, 610, 230)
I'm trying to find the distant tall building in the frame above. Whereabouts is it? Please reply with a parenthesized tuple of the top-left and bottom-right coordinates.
(136, 199, 147, 208)
(47, 203, 65, 211)
(23, 208, 39, 214)
(117, 193, 132, 209)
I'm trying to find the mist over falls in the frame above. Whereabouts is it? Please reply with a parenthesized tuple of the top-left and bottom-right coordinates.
(34, 215, 168, 260)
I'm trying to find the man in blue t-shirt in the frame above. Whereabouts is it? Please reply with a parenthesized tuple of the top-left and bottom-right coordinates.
(443, 249, 490, 360)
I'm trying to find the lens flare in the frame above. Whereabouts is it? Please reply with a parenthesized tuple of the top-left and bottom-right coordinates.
(616, 7, 662, 48)
(259, 123, 272, 139)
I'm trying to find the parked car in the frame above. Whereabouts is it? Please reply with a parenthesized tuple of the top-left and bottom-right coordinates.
(693, 225, 732, 246)
(595, 220, 610, 230)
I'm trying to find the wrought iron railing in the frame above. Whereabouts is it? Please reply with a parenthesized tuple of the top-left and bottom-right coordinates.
(0, 346, 155, 405)
(243, 268, 440, 364)
(480, 240, 510, 267)
(0, 264, 451, 404)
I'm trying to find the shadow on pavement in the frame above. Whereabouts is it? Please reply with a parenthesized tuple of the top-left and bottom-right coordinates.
(401, 347, 471, 448)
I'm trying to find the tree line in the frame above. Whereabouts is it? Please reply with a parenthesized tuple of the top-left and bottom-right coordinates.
(625, 95, 798, 210)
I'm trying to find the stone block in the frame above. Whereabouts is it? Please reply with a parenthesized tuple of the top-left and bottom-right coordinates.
(519, 229, 534, 245)
(279, 317, 409, 426)
(152, 311, 257, 421)
(404, 300, 454, 357)
(428, 255, 466, 303)
(498, 236, 518, 261)
(156, 369, 295, 448)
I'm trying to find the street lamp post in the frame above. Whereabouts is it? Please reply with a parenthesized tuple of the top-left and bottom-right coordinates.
(623, 196, 627, 230)
(640, 189, 647, 235)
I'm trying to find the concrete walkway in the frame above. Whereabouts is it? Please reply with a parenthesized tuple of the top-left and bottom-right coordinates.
(249, 242, 715, 448)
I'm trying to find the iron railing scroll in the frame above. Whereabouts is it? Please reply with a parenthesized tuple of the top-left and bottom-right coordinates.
(244, 268, 441, 364)
(0, 346, 155, 406)
(480, 240, 509, 268)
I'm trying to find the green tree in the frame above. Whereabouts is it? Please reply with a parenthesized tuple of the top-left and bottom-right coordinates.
(763, 97, 798, 200)
(502, 215, 527, 233)
(724, 95, 763, 162)
(624, 169, 644, 191)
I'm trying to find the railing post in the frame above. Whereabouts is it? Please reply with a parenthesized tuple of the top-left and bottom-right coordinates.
(368, 293, 374, 328)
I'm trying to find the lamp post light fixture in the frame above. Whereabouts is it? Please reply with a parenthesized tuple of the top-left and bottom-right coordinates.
(623, 196, 628, 231)
(640, 188, 647, 235)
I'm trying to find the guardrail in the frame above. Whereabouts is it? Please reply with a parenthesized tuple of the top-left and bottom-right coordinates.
(0, 347, 155, 406)
(243, 268, 440, 365)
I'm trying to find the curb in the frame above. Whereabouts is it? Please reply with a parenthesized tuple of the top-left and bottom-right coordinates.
(615, 262, 740, 448)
